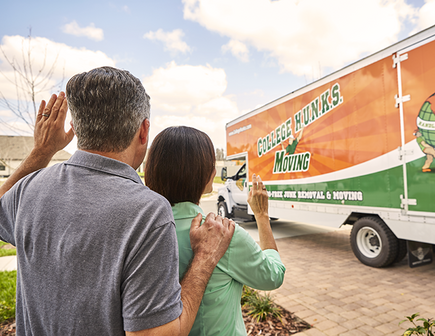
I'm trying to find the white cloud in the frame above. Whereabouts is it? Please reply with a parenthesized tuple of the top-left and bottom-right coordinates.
(0, 34, 116, 136)
(0, 110, 10, 117)
(183, 0, 416, 76)
(142, 61, 240, 149)
(0, 35, 116, 98)
(144, 29, 191, 54)
(62, 21, 104, 41)
(222, 39, 249, 62)
(413, 0, 435, 34)
(143, 61, 227, 112)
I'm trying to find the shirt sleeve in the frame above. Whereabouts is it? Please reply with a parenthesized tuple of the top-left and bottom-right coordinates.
(0, 170, 41, 245)
(0, 184, 18, 246)
(121, 221, 183, 331)
(216, 224, 286, 291)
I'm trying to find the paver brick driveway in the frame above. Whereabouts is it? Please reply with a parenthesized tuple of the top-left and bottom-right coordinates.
(268, 227, 435, 336)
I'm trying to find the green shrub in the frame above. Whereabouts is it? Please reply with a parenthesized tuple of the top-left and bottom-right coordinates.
(400, 313, 434, 336)
(242, 286, 282, 323)
(0, 271, 16, 323)
(241, 285, 257, 306)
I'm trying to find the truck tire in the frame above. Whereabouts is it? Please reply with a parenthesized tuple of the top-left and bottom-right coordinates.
(394, 239, 408, 263)
(217, 201, 230, 218)
(350, 217, 398, 268)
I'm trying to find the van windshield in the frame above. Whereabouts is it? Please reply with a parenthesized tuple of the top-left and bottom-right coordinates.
(238, 164, 246, 179)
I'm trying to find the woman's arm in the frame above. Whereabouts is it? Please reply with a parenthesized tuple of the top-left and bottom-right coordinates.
(247, 174, 277, 251)
(215, 175, 285, 290)
(218, 224, 285, 291)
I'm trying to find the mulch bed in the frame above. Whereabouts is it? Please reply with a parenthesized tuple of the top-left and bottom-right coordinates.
(0, 305, 310, 336)
(242, 304, 311, 335)
(0, 321, 15, 336)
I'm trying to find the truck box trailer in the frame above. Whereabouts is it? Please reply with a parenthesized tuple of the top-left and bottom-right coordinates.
(218, 25, 435, 268)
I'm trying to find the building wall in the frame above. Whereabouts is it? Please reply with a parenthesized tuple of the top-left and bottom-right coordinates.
(0, 159, 69, 178)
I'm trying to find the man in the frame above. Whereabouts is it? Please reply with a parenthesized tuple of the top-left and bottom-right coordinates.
(0, 67, 235, 335)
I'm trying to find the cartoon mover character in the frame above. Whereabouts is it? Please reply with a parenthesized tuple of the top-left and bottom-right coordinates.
(414, 93, 435, 172)
(281, 125, 304, 155)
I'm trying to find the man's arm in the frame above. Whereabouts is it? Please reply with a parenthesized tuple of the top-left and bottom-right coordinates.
(0, 92, 74, 198)
(126, 213, 235, 336)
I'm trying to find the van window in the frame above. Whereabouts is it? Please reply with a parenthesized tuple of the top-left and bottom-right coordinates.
(238, 164, 246, 179)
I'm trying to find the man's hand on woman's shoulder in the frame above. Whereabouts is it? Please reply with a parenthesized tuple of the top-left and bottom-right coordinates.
(190, 212, 235, 266)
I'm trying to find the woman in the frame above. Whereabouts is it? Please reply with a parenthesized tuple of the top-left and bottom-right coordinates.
(145, 126, 286, 336)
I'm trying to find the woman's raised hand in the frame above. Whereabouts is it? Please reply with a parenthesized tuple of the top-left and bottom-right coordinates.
(247, 174, 277, 251)
(247, 174, 269, 219)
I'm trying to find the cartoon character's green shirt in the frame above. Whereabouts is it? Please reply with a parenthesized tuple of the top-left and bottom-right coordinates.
(285, 139, 299, 155)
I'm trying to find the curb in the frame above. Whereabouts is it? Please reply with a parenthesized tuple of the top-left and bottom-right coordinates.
(0, 256, 17, 271)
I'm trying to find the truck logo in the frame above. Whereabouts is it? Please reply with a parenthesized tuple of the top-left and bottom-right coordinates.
(414, 92, 435, 172)
(273, 151, 311, 173)
(257, 83, 343, 174)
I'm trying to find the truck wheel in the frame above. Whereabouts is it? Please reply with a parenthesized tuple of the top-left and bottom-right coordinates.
(218, 201, 230, 218)
(350, 217, 398, 268)
(394, 239, 408, 263)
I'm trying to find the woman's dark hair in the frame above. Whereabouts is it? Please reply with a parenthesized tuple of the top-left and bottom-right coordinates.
(144, 126, 215, 205)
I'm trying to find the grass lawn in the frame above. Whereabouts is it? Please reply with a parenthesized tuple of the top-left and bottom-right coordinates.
(0, 271, 16, 323)
(213, 176, 224, 184)
(0, 242, 16, 257)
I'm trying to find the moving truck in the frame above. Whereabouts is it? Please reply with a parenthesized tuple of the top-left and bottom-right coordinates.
(218, 25, 435, 268)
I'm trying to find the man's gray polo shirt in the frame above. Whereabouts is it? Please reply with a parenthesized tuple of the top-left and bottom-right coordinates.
(0, 150, 183, 335)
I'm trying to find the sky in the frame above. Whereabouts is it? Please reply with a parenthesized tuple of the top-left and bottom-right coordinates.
(1, 0, 435, 154)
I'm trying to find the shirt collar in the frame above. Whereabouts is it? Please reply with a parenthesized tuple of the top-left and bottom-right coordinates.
(172, 201, 205, 220)
(65, 150, 143, 185)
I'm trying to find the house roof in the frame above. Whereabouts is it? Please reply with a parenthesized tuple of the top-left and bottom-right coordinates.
(0, 136, 71, 161)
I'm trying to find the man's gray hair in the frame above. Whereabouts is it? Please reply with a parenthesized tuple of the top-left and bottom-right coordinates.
(66, 66, 150, 152)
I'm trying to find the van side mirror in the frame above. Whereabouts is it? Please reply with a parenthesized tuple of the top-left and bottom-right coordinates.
(221, 167, 227, 181)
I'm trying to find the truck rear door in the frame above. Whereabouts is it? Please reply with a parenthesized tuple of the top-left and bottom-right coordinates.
(394, 34, 435, 215)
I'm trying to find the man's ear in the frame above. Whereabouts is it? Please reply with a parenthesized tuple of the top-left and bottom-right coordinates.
(139, 119, 150, 145)
(70, 121, 76, 134)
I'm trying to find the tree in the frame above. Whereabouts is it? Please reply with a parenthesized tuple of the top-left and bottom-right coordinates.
(0, 28, 64, 135)
(216, 148, 225, 161)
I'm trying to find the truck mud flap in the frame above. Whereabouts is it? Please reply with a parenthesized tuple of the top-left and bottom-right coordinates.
(407, 241, 433, 268)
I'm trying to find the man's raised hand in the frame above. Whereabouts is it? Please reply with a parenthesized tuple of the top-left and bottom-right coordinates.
(0, 92, 74, 197)
(34, 92, 74, 158)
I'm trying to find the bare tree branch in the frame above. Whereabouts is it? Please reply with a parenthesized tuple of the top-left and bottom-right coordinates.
(0, 28, 64, 132)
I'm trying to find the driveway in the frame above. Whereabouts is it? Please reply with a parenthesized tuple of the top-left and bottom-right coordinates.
(200, 188, 435, 335)
(271, 228, 435, 336)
